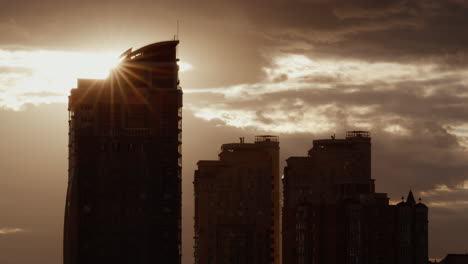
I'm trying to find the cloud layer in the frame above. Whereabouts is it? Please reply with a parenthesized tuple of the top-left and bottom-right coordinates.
(0, 228, 24, 235)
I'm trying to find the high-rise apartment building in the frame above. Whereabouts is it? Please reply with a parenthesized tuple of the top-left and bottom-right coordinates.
(194, 136, 280, 264)
(64, 41, 182, 264)
(282, 131, 428, 264)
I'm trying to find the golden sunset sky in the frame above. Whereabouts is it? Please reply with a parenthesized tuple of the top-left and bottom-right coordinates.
(1, 0, 468, 263)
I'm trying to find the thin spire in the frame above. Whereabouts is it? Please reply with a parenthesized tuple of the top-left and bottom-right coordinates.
(174, 20, 179, 40)
(407, 190, 416, 205)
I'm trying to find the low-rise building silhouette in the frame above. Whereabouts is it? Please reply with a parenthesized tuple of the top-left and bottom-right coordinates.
(194, 136, 280, 264)
(439, 254, 468, 264)
(282, 131, 428, 264)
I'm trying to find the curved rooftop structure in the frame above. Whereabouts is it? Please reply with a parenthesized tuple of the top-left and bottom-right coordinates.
(121, 40, 179, 62)
(65, 39, 182, 264)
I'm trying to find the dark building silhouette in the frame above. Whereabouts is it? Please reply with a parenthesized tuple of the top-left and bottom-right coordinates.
(64, 41, 182, 264)
(282, 131, 428, 264)
(439, 254, 468, 264)
(194, 136, 280, 264)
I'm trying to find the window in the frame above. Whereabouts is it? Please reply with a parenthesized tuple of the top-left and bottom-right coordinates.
(99, 143, 107, 152)
(128, 143, 135, 152)
(112, 143, 120, 152)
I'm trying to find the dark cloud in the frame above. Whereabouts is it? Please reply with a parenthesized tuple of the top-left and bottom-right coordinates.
(285, 1, 468, 65)
(0, 0, 466, 86)
(0, 0, 467, 91)
(2, 0, 468, 58)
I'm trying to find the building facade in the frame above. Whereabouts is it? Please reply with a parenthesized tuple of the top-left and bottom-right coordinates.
(64, 41, 182, 264)
(282, 131, 428, 264)
(194, 136, 280, 264)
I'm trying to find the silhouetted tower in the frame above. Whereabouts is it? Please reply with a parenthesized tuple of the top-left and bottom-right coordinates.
(396, 191, 429, 264)
(282, 131, 428, 264)
(194, 136, 280, 264)
(64, 41, 182, 264)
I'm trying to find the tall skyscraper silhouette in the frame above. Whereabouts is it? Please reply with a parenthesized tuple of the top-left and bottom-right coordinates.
(282, 131, 428, 264)
(194, 136, 280, 264)
(64, 41, 182, 264)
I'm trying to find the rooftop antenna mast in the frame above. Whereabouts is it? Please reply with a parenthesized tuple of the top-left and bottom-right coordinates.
(175, 20, 180, 60)
(174, 20, 179, 40)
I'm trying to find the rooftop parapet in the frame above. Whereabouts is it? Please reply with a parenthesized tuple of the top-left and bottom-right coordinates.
(346, 130, 370, 139)
(255, 135, 279, 143)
